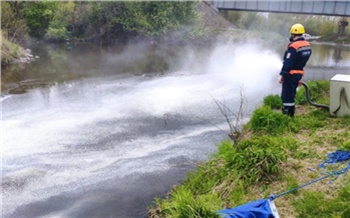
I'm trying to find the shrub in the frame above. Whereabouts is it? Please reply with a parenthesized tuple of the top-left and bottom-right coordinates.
(250, 106, 300, 135)
(226, 136, 288, 184)
(151, 186, 222, 218)
(296, 80, 330, 105)
(295, 86, 307, 105)
(263, 94, 282, 109)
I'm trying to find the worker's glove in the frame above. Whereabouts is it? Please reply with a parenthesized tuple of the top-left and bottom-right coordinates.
(279, 76, 284, 84)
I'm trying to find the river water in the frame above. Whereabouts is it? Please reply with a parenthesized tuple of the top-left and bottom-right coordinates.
(1, 40, 350, 218)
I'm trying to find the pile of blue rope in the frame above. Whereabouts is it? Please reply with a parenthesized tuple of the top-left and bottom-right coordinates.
(270, 149, 350, 201)
(217, 150, 350, 218)
(319, 149, 350, 169)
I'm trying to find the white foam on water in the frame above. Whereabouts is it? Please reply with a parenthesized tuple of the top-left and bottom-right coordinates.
(1, 42, 283, 217)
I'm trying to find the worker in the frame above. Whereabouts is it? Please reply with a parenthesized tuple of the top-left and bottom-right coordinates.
(279, 23, 312, 117)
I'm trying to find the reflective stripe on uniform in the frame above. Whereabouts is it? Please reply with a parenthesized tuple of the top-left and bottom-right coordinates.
(283, 103, 295, 106)
(289, 70, 304, 75)
(297, 47, 311, 52)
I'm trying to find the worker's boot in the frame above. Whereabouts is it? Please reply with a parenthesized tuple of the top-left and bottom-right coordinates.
(288, 106, 295, 117)
(282, 106, 295, 117)
(282, 106, 289, 115)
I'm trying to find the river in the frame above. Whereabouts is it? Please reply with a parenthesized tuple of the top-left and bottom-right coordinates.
(1, 40, 350, 218)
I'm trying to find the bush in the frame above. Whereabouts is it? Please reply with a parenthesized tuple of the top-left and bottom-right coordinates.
(250, 106, 300, 135)
(263, 94, 282, 109)
(45, 27, 67, 39)
(226, 136, 288, 184)
(295, 86, 307, 105)
(296, 80, 330, 105)
(151, 186, 222, 218)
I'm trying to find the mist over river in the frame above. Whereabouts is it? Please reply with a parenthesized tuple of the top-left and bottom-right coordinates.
(1, 41, 350, 218)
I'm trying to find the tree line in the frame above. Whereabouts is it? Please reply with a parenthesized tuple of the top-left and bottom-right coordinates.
(1, 1, 198, 44)
(221, 10, 347, 37)
(1, 1, 348, 46)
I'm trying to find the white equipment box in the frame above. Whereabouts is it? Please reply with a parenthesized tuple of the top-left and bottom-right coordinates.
(330, 74, 350, 116)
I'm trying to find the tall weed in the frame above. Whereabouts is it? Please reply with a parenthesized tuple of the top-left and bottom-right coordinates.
(263, 94, 282, 109)
(250, 106, 300, 135)
(151, 187, 222, 218)
(296, 80, 330, 105)
(226, 136, 288, 184)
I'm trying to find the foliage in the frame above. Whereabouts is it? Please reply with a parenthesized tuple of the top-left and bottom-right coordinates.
(80, 1, 198, 41)
(46, 1, 75, 39)
(250, 106, 300, 135)
(221, 11, 342, 37)
(303, 16, 337, 36)
(119, 1, 197, 37)
(1, 2, 28, 43)
(151, 186, 222, 218)
(1, 30, 26, 65)
(295, 80, 330, 106)
(226, 136, 288, 184)
(21, 1, 57, 39)
(263, 94, 282, 109)
(1, 1, 198, 42)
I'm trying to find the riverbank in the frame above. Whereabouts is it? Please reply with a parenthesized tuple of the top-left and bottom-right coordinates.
(1, 33, 36, 67)
(148, 80, 350, 217)
(318, 34, 350, 45)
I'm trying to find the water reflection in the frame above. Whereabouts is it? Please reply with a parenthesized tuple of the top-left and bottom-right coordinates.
(1, 42, 350, 95)
(308, 42, 350, 68)
(334, 44, 343, 64)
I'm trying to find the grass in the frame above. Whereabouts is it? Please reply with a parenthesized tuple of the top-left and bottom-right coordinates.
(1, 30, 26, 66)
(148, 80, 350, 218)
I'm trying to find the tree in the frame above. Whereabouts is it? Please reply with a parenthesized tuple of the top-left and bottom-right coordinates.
(121, 1, 197, 36)
(21, 1, 57, 39)
(1, 1, 28, 43)
(46, 1, 75, 39)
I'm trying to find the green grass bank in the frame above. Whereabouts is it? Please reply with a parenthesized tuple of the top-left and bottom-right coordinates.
(148, 80, 350, 218)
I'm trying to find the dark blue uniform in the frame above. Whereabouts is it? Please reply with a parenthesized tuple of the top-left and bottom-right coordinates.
(280, 37, 312, 116)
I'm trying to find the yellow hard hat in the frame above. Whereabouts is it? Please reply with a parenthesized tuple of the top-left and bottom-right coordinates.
(290, 23, 305, 34)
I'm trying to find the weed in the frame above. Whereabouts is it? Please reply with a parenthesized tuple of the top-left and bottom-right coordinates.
(263, 94, 282, 109)
(250, 106, 300, 135)
(340, 141, 350, 150)
(296, 80, 330, 106)
(285, 175, 299, 196)
(212, 88, 246, 144)
(293, 183, 350, 218)
(150, 187, 222, 218)
(298, 109, 329, 130)
(13, 45, 19, 57)
(227, 180, 246, 206)
(227, 136, 287, 184)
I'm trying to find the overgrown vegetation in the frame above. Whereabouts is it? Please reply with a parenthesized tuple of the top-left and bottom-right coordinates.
(1, 1, 202, 65)
(1, 30, 27, 66)
(1, 1, 199, 43)
(220, 11, 348, 37)
(148, 80, 350, 217)
(2, 2, 348, 66)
